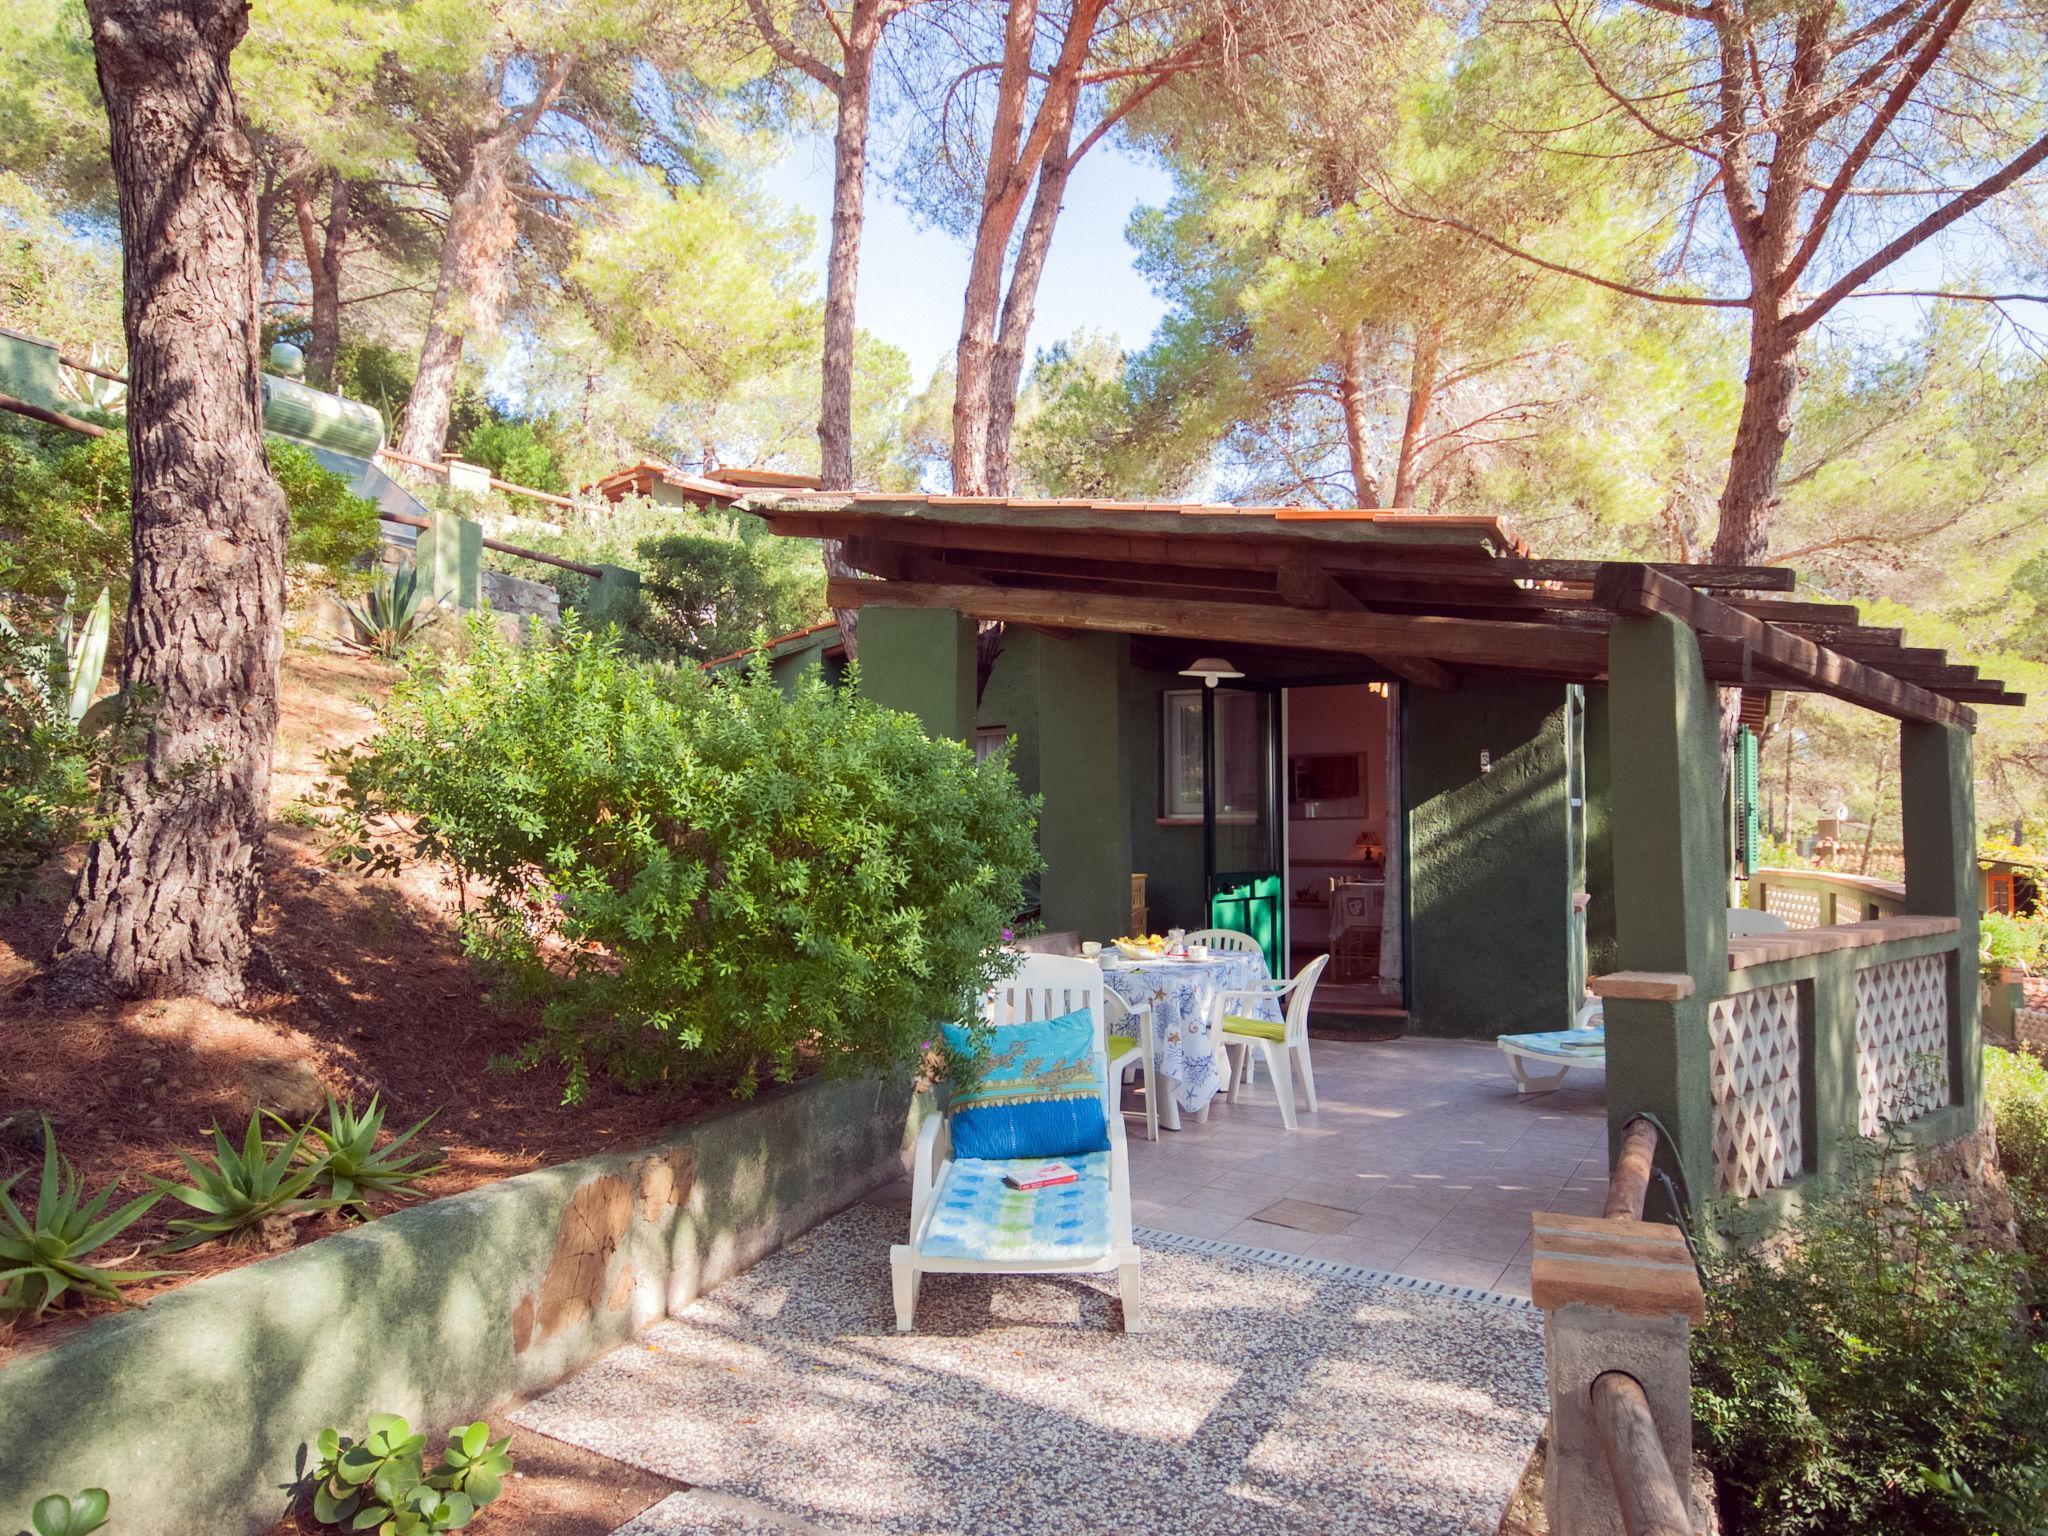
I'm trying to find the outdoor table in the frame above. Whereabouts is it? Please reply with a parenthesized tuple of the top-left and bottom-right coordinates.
(1099, 950, 1283, 1127)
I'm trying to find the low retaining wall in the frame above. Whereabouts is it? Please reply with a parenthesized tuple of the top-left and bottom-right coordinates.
(0, 1073, 914, 1536)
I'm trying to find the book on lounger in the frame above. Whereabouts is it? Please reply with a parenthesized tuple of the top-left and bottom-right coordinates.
(1004, 1162, 1080, 1190)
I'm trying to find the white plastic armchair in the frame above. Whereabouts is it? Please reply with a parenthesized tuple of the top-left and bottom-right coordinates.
(1104, 988, 1159, 1142)
(893, 954, 1142, 1333)
(1186, 927, 1262, 955)
(1216, 953, 1330, 1132)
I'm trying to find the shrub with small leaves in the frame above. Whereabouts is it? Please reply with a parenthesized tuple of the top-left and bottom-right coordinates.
(19, 1489, 109, 1536)
(295, 1095, 441, 1215)
(307, 1416, 510, 1533)
(152, 1112, 335, 1250)
(0, 1120, 166, 1315)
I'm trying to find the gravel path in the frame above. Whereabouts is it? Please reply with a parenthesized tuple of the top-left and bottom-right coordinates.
(514, 1203, 1545, 1536)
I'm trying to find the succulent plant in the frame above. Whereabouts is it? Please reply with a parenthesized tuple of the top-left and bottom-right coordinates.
(0, 1120, 166, 1315)
(294, 1096, 441, 1215)
(24, 1489, 110, 1536)
(340, 562, 441, 660)
(309, 1415, 508, 1533)
(152, 1111, 335, 1251)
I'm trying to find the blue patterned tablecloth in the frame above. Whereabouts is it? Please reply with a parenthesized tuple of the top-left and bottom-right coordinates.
(1100, 952, 1282, 1115)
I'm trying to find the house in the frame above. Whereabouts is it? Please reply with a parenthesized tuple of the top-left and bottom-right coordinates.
(716, 492, 2021, 1074)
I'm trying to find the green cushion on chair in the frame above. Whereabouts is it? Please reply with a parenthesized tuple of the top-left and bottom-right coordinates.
(1105, 1033, 1139, 1062)
(1222, 1014, 1287, 1042)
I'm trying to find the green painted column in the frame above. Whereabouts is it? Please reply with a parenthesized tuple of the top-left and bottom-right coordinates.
(581, 562, 642, 628)
(855, 604, 976, 742)
(416, 508, 480, 611)
(1605, 613, 1728, 1209)
(1035, 632, 1133, 941)
(1583, 685, 1617, 979)
(1900, 720, 1983, 1126)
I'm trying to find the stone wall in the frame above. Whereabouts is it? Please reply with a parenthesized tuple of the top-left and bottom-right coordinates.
(481, 567, 560, 625)
(0, 1074, 915, 1536)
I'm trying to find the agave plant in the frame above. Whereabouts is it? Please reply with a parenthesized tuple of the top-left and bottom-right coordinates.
(26, 1488, 110, 1536)
(0, 1120, 166, 1316)
(293, 1095, 441, 1215)
(151, 1112, 336, 1251)
(0, 586, 113, 731)
(340, 562, 441, 660)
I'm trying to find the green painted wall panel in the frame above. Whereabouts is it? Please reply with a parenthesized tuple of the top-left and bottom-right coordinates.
(1404, 679, 1574, 1038)
(856, 605, 974, 741)
(1036, 632, 1134, 939)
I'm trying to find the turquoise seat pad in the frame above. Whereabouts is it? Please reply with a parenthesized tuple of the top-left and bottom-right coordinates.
(921, 1152, 1113, 1263)
(1497, 1028, 1606, 1059)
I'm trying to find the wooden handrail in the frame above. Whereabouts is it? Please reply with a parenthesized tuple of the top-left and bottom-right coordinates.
(1605, 1116, 1659, 1221)
(375, 508, 603, 579)
(375, 446, 580, 510)
(1591, 1372, 1693, 1536)
(0, 390, 110, 437)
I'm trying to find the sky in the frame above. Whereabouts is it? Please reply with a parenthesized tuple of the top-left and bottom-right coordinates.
(760, 135, 1176, 384)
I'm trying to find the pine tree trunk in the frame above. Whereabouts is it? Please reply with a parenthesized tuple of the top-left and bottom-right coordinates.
(293, 172, 347, 389)
(55, 0, 289, 1006)
(1710, 309, 1801, 566)
(1390, 323, 1439, 508)
(984, 125, 1076, 493)
(395, 57, 570, 464)
(819, 28, 876, 491)
(1340, 324, 1378, 505)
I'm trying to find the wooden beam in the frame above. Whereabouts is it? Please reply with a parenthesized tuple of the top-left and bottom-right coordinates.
(827, 577, 1612, 676)
(1593, 564, 1974, 728)
(1279, 556, 1458, 688)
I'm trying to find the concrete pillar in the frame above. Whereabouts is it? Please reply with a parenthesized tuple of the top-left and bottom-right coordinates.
(1604, 613, 1727, 1210)
(1533, 1213, 1705, 1536)
(1035, 632, 1133, 940)
(1900, 720, 1982, 1124)
(581, 562, 642, 628)
(416, 508, 480, 612)
(855, 604, 977, 742)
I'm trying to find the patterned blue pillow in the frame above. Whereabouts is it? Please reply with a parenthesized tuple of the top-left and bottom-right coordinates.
(941, 1008, 1110, 1160)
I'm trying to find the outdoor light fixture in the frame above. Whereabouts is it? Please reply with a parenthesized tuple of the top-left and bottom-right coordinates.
(1179, 656, 1244, 688)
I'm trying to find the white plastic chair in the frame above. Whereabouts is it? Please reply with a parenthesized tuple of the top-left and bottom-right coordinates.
(1726, 906, 1792, 937)
(1217, 953, 1330, 1132)
(1186, 927, 1261, 955)
(1104, 989, 1159, 1142)
(891, 954, 1142, 1333)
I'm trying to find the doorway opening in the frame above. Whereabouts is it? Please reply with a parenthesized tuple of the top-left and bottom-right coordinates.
(1283, 683, 1404, 1016)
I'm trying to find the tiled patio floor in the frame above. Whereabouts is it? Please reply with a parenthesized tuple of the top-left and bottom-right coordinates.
(1126, 1036, 1610, 1298)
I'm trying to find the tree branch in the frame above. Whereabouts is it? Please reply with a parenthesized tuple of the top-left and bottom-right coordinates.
(747, 0, 844, 91)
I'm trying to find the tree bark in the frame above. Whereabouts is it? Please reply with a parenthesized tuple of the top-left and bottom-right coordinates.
(819, 13, 879, 491)
(1709, 308, 1801, 566)
(984, 121, 1077, 492)
(293, 171, 347, 388)
(1390, 322, 1439, 508)
(396, 55, 572, 464)
(1340, 323, 1378, 505)
(56, 0, 290, 1006)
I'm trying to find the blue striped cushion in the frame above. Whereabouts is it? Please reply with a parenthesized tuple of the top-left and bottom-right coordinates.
(942, 1011, 1109, 1160)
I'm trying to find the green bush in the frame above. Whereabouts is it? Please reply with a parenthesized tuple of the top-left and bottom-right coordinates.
(327, 616, 1040, 1100)
(1693, 1153, 2048, 1536)
(635, 520, 825, 662)
(1982, 910, 2048, 981)
(0, 426, 380, 604)
(1989, 1045, 2048, 1306)
(457, 416, 565, 494)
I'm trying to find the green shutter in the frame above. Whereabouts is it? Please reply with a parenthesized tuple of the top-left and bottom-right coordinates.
(1737, 727, 1761, 873)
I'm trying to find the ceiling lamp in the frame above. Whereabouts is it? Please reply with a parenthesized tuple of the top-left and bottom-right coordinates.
(1179, 656, 1244, 689)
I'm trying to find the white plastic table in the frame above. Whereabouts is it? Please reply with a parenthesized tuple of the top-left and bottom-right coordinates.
(1100, 951, 1283, 1128)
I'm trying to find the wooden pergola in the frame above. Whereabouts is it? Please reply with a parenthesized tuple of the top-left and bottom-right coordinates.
(740, 493, 2024, 726)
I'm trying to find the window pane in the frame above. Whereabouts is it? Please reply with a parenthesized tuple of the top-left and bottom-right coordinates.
(1218, 692, 1262, 815)
(1164, 692, 1204, 817)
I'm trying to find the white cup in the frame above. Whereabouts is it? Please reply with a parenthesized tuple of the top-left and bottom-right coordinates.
(1081, 941, 1102, 958)
(1189, 943, 1209, 962)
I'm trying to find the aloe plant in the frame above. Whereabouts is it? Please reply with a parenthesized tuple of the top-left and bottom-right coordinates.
(152, 1112, 335, 1251)
(340, 562, 441, 660)
(295, 1095, 441, 1215)
(25, 1489, 110, 1536)
(0, 1120, 166, 1316)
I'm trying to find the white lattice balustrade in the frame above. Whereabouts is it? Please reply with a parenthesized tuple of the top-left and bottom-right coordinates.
(1855, 955, 1950, 1134)
(1762, 886, 1825, 930)
(1709, 982, 1804, 1198)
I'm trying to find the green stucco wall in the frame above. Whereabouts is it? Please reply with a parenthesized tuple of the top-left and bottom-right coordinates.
(857, 605, 974, 741)
(1902, 719, 1984, 1128)
(1037, 632, 1135, 939)
(1582, 684, 1618, 978)
(1404, 679, 1574, 1038)
(0, 1076, 913, 1536)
